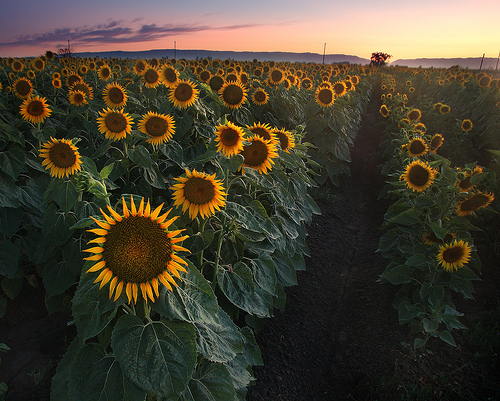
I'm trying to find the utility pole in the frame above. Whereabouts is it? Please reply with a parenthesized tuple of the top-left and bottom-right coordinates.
(68, 40, 71, 58)
(479, 53, 485, 71)
(496, 52, 499, 70)
(322, 43, 326, 64)
(174, 41, 176, 60)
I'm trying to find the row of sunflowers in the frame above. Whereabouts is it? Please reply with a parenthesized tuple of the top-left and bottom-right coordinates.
(0, 52, 373, 400)
(376, 66, 499, 350)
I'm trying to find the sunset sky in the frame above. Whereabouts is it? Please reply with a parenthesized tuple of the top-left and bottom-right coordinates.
(1, 0, 499, 60)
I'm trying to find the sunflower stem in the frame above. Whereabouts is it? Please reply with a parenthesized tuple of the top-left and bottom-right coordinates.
(197, 217, 207, 269)
(440, 192, 459, 220)
(211, 216, 226, 289)
(121, 303, 135, 315)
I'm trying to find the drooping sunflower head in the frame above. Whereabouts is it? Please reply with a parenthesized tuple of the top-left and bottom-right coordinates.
(214, 121, 246, 157)
(97, 108, 134, 141)
(439, 104, 451, 114)
(12, 77, 33, 99)
(247, 122, 276, 144)
(134, 60, 147, 75)
(138, 111, 175, 146)
(219, 80, 248, 109)
(456, 191, 494, 216)
(379, 104, 389, 117)
(159, 64, 179, 88)
(456, 166, 482, 192)
(84, 196, 190, 304)
(168, 79, 199, 109)
(437, 239, 472, 271)
(274, 128, 295, 153)
(103, 82, 128, 109)
(66, 73, 83, 88)
(413, 122, 426, 133)
(407, 108, 421, 121)
(407, 137, 429, 157)
(402, 159, 437, 192)
(171, 169, 227, 220)
(68, 90, 88, 106)
(239, 135, 278, 175)
(251, 88, 269, 106)
(20, 96, 52, 124)
(429, 133, 444, 153)
(39, 137, 82, 178)
(142, 67, 161, 88)
(461, 119, 473, 132)
(71, 82, 94, 101)
(315, 86, 335, 107)
(423, 232, 456, 246)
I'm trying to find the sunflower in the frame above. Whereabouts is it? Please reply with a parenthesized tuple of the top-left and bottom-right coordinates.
(138, 111, 175, 146)
(39, 137, 82, 178)
(315, 86, 335, 107)
(379, 104, 389, 117)
(461, 119, 473, 132)
(456, 191, 495, 216)
(71, 82, 94, 101)
(423, 232, 455, 246)
(103, 82, 128, 109)
(219, 80, 248, 109)
(97, 108, 134, 141)
(456, 166, 482, 192)
(402, 159, 437, 192)
(413, 122, 426, 132)
(84, 196, 190, 304)
(274, 128, 295, 153)
(11, 60, 24, 72)
(247, 122, 276, 144)
(269, 68, 284, 85)
(159, 64, 179, 88)
(429, 134, 444, 153)
(436, 239, 472, 271)
(301, 77, 313, 89)
(407, 138, 429, 157)
(12, 77, 33, 99)
(433, 102, 443, 111)
(52, 78, 62, 89)
(199, 69, 211, 83)
(19, 96, 52, 124)
(168, 79, 199, 109)
(407, 108, 421, 121)
(252, 88, 269, 106)
(171, 169, 227, 220)
(208, 75, 225, 93)
(97, 64, 112, 81)
(66, 73, 82, 88)
(32, 58, 45, 71)
(239, 135, 278, 174)
(68, 90, 88, 106)
(142, 67, 161, 88)
(439, 104, 451, 114)
(214, 121, 246, 157)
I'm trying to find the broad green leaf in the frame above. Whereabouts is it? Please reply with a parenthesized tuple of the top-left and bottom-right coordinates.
(129, 145, 152, 168)
(380, 264, 411, 285)
(218, 154, 244, 173)
(405, 253, 429, 267)
(272, 251, 298, 287)
(180, 360, 237, 401)
(112, 314, 197, 399)
(0, 171, 21, 208)
(100, 163, 114, 180)
(42, 259, 77, 296)
(428, 285, 444, 308)
(42, 204, 77, 248)
(69, 343, 132, 401)
(387, 209, 420, 225)
(194, 307, 244, 363)
(72, 269, 122, 341)
(0, 239, 20, 279)
(52, 179, 79, 213)
(1, 277, 22, 300)
(439, 330, 456, 347)
(51, 337, 84, 400)
(0, 146, 25, 180)
(430, 222, 448, 240)
(0, 207, 23, 236)
(250, 254, 277, 296)
(152, 260, 219, 324)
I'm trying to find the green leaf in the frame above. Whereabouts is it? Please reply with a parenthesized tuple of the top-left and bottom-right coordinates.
(42, 259, 77, 297)
(152, 260, 219, 324)
(428, 285, 444, 308)
(161, 140, 184, 166)
(0, 239, 20, 279)
(250, 254, 277, 296)
(129, 145, 152, 168)
(52, 179, 79, 213)
(387, 209, 420, 225)
(72, 269, 122, 341)
(423, 318, 440, 333)
(180, 360, 237, 401)
(439, 330, 456, 347)
(100, 163, 114, 180)
(405, 253, 429, 267)
(42, 204, 77, 248)
(0, 207, 23, 236)
(0, 171, 21, 208)
(51, 337, 83, 400)
(0, 146, 25, 180)
(1, 277, 22, 300)
(430, 222, 448, 240)
(0, 296, 6, 318)
(218, 154, 244, 173)
(193, 307, 244, 363)
(413, 337, 426, 349)
(380, 264, 411, 285)
(68, 342, 146, 401)
(112, 314, 197, 399)
(272, 251, 298, 287)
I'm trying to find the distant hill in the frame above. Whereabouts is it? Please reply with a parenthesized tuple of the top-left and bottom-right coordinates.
(75, 48, 370, 65)
(391, 57, 499, 70)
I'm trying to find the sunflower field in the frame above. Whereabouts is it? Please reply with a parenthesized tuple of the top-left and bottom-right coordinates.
(0, 53, 376, 400)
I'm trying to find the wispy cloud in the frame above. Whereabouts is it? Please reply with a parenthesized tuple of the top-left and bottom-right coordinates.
(0, 20, 262, 49)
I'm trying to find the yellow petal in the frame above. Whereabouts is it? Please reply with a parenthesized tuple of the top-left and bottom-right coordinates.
(83, 254, 103, 261)
(108, 276, 118, 299)
(126, 282, 132, 303)
(84, 246, 104, 254)
(87, 237, 106, 244)
(107, 204, 122, 222)
(122, 197, 130, 218)
(150, 203, 164, 221)
(145, 282, 155, 302)
(100, 208, 115, 225)
(158, 274, 173, 291)
(130, 195, 137, 216)
(138, 198, 145, 217)
(144, 200, 151, 218)
(114, 281, 124, 302)
(90, 216, 111, 230)
(88, 228, 108, 236)
(132, 283, 138, 304)
(140, 283, 148, 303)
(151, 278, 159, 298)
(94, 268, 110, 284)
(86, 260, 106, 273)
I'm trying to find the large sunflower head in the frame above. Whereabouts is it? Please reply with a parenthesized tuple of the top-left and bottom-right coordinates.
(97, 64, 112, 81)
(138, 111, 175, 146)
(219, 81, 248, 109)
(159, 64, 179, 88)
(171, 169, 227, 220)
(12, 77, 33, 99)
(251, 88, 269, 106)
(97, 108, 134, 141)
(456, 191, 494, 216)
(407, 108, 421, 121)
(103, 82, 128, 109)
(39, 137, 82, 178)
(134, 60, 147, 75)
(208, 75, 225, 93)
(68, 90, 88, 106)
(379, 104, 389, 118)
(315, 86, 335, 107)
(274, 128, 295, 153)
(20, 96, 52, 124)
(142, 67, 161, 88)
(247, 122, 276, 144)
(402, 159, 437, 192)
(84, 196, 190, 304)
(269, 68, 284, 85)
(168, 79, 199, 109)
(71, 82, 94, 101)
(439, 104, 451, 115)
(214, 121, 246, 157)
(407, 137, 429, 157)
(456, 166, 483, 192)
(461, 119, 473, 132)
(239, 135, 278, 175)
(437, 239, 472, 271)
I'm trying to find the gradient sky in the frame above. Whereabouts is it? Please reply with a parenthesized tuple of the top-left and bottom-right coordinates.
(1, 0, 499, 60)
